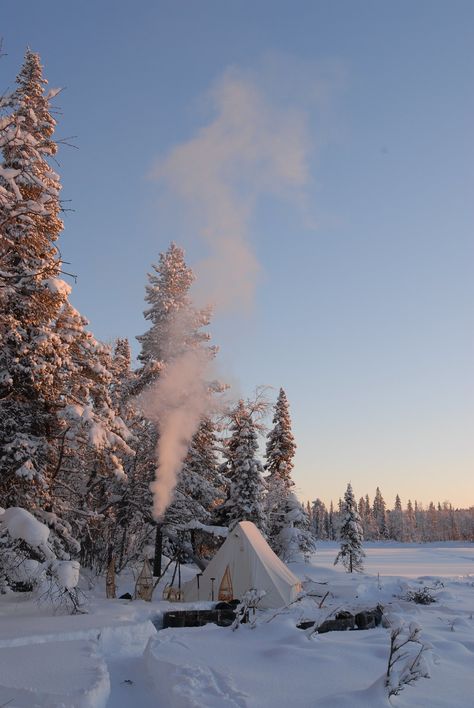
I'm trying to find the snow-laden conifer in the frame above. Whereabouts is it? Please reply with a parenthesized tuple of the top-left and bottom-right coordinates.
(55, 304, 133, 479)
(275, 493, 315, 561)
(405, 499, 417, 542)
(388, 494, 404, 541)
(110, 338, 133, 406)
(182, 419, 222, 516)
(334, 482, 365, 573)
(0, 52, 134, 577)
(264, 388, 312, 557)
(136, 243, 214, 386)
(0, 50, 71, 521)
(164, 419, 222, 530)
(265, 388, 296, 489)
(264, 388, 295, 549)
(51, 308, 134, 568)
(373, 487, 389, 539)
(221, 400, 266, 532)
(135, 243, 223, 560)
(109, 339, 158, 570)
(311, 498, 328, 539)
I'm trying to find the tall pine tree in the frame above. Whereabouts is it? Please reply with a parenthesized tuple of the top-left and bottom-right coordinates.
(373, 487, 388, 539)
(136, 242, 214, 388)
(135, 243, 221, 563)
(0, 50, 71, 528)
(0, 52, 133, 577)
(264, 388, 312, 557)
(220, 400, 266, 532)
(265, 388, 296, 489)
(53, 306, 134, 569)
(265, 388, 295, 549)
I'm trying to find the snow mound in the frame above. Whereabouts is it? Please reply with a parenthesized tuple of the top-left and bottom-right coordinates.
(0, 507, 50, 547)
(0, 640, 110, 708)
(0, 616, 157, 658)
(43, 276, 72, 296)
(99, 619, 158, 658)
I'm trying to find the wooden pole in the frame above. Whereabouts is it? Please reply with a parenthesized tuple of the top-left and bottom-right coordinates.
(153, 522, 163, 577)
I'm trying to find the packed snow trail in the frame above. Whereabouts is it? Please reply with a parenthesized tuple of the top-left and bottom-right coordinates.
(105, 655, 158, 708)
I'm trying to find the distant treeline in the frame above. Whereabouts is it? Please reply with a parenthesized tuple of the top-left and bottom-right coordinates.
(307, 489, 474, 542)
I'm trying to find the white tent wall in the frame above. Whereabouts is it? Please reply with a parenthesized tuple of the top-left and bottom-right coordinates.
(182, 521, 301, 609)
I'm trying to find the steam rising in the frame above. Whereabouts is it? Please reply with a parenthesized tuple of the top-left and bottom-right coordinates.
(140, 349, 211, 519)
(147, 67, 312, 520)
(154, 68, 311, 311)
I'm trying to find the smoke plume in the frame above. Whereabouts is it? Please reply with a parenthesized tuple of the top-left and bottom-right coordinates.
(139, 348, 212, 520)
(154, 67, 311, 311)
(147, 65, 314, 520)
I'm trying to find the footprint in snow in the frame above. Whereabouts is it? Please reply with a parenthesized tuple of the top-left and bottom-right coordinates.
(174, 663, 248, 707)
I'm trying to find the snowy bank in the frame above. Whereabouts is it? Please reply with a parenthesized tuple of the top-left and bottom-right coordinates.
(0, 640, 110, 708)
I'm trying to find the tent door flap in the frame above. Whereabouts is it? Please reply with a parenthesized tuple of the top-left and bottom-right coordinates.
(218, 565, 233, 601)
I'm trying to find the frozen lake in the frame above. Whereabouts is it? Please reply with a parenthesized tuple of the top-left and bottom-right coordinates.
(310, 541, 474, 577)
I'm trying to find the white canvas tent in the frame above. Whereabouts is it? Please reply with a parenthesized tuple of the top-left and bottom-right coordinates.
(182, 521, 302, 609)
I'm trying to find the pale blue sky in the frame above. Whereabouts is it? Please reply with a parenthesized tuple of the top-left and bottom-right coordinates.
(3, 1, 473, 508)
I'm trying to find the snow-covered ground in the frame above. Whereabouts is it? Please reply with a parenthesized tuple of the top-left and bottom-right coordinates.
(0, 542, 473, 707)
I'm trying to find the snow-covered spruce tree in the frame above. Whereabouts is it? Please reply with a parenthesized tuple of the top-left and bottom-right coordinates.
(220, 400, 266, 532)
(135, 244, 221, 561)
(327, 500, 336, 540)
(0, 53, 133, 581)
(110, 337, 133, 408)
(373, 487, 389, 539)
(358, 496, 367, 536)
(265, 388, 296, 489)
(102, 338, 159, 571)
(0, 51, 76, 557)
(425, 501, 438, 542)
(362, 494, 377, 540)
(264, 389, 314, 558)
(334, 483, 365, 573)
(136, 242, 214, 389)
(52, 306, 134, 570)
(276, 493, 315, 561)
(405, 499, 417, 542)
(162, 420, 219, 527)
(388, 494, 404, 541)
(173, 418, 222, 524)
(311, 498, 328, 539)
(414, 500, 426, 541)
(265, 389, 295, 548)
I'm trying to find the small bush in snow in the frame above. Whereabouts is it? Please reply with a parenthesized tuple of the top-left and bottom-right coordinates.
(402, 586, 437, 605)
(385, 622, 430, 696)
(231, 589, 266, 630)
(38, 559, 85, 614)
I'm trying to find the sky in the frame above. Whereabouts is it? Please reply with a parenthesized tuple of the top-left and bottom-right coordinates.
(3, 1, 473, 509)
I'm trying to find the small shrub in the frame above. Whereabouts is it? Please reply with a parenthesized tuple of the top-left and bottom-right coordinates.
(386, 622, 430, 696)
(231, 588, 265, 630)
(403, 587, 436, 605)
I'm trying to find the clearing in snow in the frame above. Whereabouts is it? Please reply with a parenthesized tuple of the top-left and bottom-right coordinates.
(0, 542, 472, 707)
